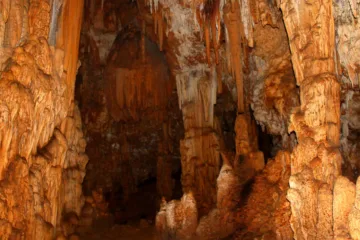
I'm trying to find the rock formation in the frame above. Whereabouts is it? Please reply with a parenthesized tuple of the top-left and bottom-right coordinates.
(0, 0, 85, 239)
(2, 0, 360, 239)
(156, 192, 198, 240)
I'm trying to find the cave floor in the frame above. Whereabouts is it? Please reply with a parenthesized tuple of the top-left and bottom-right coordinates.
(79, 219, 157, 240)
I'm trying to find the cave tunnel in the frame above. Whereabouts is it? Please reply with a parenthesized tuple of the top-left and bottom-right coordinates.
(0, 0, 360, 239)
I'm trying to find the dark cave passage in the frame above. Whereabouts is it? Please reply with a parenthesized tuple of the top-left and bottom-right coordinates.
(257, 125, 276, 163)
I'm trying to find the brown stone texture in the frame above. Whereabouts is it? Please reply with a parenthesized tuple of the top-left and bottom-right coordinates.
(280, 0, 360, 239)
(0, 0, 86, 239)
(234, 151, 292, 240)
(156, 157, 242, 240)
(155, 192, 198, 240)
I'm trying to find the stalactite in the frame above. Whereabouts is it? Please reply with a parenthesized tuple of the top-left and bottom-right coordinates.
(146, 0, 159, 14)
(196, 7, 204, 31)
(210, 0, 221, 64)
(224, 26, 232, 73)
(204, 22, 211, 65)
(49, 0, 63, 46)
(224, 1, 245, 113)
(195, 0, 222, 66)
(152, 6, 164, 52)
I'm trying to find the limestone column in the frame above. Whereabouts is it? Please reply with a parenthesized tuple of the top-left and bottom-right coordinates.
(177, 67, 221, 216)
(281, 0, 341, 238)
(224, 1, 264, 177)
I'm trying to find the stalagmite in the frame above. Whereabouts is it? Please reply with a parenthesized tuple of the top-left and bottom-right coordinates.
(195, 155, 241, 239)
(333, 177, 356, 238)
(204, 22, 211, 65)
(349, 177, 360, 239)
(155, 192, 198, 240)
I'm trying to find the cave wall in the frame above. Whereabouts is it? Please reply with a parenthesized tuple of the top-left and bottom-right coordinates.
(0, 0, 86, 239)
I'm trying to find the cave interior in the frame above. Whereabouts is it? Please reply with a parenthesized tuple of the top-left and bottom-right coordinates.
(1, 0, 360, 239)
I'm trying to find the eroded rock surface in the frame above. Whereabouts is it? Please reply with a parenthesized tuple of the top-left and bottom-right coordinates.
(0, 0, 85, 239)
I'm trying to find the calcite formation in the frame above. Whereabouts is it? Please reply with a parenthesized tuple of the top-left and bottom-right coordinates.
(156, 157, 242, 240)
(234, 151, 292, 239)
(0, 0, 85, 239)
(281, 0, 341, 238)
(2, 0, 360, 239)
(80, 0, 360, 239)
(155, 192, 198, 240)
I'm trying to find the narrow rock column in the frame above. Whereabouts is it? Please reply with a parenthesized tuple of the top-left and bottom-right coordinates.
(223, 1, 264, 177)
(177, 67, 220, 216)
(223, 1, 246, 113)
(146, 0, 222, 216)
(57, 0, 84, 104)
(281, 0, 341, 238)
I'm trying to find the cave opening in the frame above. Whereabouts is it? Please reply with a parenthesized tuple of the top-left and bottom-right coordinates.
(256, 123, 275, 163)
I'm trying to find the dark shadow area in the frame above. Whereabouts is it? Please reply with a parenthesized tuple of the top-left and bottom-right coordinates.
(257, 125, 274, 163)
